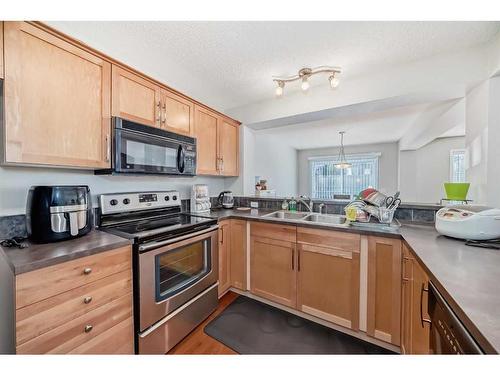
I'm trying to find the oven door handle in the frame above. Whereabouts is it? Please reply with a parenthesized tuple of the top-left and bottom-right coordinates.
(138, 225, 219, 252)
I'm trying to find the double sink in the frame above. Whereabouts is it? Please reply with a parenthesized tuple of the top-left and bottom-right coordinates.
(262, 210, 347, 225)
(261, 210, 400, 231)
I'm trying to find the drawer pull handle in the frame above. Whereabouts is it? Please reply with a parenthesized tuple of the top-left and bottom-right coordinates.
(83, 296, 93, 304)
(83, 268, 92, 275)
(84, 325, 93, 333)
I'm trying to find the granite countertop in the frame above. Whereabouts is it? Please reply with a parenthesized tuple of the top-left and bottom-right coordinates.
(401, 225, 500, 354)
(0, 229, 132, 275)
(205, 208, 500, 353)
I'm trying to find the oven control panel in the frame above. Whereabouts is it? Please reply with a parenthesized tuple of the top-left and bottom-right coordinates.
(100, 191, 181, 214)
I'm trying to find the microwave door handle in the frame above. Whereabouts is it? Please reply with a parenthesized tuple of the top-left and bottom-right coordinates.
(177, 145, 185, 173)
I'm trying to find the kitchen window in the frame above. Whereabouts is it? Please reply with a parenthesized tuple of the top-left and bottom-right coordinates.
(310, 153, 380, 199)
(450, 149, 466, 183)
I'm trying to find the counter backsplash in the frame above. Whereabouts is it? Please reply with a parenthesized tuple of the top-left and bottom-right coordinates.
(0, 197, 438, 239)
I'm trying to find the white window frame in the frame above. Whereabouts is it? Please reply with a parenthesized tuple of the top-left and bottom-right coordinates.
(308, 152, 381, 199)
(449, 149, 466, 183)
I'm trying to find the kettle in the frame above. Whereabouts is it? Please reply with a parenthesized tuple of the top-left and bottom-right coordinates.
(217, 191, 234, 209)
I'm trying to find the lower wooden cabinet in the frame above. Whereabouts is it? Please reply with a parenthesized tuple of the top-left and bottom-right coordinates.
(15, 246, 134, 354)
(230, 219, 247, 290)
(366, 236, 402, 345)
(296, 227, 360, 330)
(218, 220, 231, 297)
(401, 243, 430, 354)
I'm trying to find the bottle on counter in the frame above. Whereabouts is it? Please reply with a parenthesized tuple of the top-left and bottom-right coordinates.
(281, 199, 289, 210)
(289, 197, 297, 212)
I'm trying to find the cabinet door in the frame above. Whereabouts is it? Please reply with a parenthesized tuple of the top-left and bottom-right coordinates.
(160, 89, 194, 136)
(297, 243, 360, 330)
(111, 65, 161, 127)
(218, 221, 231, 297)
(0, 22, 4, 79)
(410, 255, 431, 354)
(401, 244, 413, 354)
(218, 118, 239, 176)
(250, 236, 296, 308)
(3, 22, 111, 168)
(366, 236, 402, 345)
(230, 220, 247, 290)
(194, 105, 219, 175)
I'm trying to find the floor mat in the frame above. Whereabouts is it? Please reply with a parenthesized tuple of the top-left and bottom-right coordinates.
(204, 295, 395, 354)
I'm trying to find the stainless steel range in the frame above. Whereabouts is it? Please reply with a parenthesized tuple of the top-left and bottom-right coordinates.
(98, 191, 219, 354)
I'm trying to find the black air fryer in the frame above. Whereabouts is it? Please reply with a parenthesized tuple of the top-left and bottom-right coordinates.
(26, 186, 92, 243)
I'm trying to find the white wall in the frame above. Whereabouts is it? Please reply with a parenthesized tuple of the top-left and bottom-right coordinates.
(399, 137, 466, 203)
(252, 134, 298, 197)
(0, 166, 226, 216)
(297, 142, 399, 197)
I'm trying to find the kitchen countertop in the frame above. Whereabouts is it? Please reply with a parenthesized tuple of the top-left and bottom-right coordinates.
(0, 229, 132, 275)
(401, 225, 500, 354)
(205, 208, 500, 353)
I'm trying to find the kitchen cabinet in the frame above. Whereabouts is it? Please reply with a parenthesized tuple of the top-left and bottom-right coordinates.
(111, 65, 161, 127)
(194, 105, 239, 176)
(230, 220, 247, 290)
(250, 223, 297, 308)
(1, 22, 4, 79)
(218, 220, 231, 297)
(15, 245, 134, 354)
(296, 228, 360, 330)
(401, 243, 430, 354)
(2, 21, 111, 169)
(218, 117, 239, 176)
(160, 89, 195, 136)
(366, 236, 402, 345)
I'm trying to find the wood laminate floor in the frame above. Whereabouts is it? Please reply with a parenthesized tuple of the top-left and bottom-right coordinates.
(168, 291, 239, 354)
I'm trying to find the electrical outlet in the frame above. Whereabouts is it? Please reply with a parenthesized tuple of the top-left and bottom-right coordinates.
(250, 201, 259, 208)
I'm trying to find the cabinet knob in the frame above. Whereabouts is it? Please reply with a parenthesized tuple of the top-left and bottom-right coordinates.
(83, 267, 92, 275)
(83, 296, 93, 304)
(84, 325, 93, 333)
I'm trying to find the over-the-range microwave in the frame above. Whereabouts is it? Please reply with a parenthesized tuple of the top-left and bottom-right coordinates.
(96, 117, 196, 176)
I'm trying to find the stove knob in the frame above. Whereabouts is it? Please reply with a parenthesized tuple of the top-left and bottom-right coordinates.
(110, 199, 118, 206)
(123, 198, 130, 205)
(173, 196, 178, 201)
(165, 196, 170, 201)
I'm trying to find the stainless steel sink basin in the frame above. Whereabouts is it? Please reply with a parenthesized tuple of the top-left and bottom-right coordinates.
(263, 211, 310, 220)
(302, 214, 347, 225)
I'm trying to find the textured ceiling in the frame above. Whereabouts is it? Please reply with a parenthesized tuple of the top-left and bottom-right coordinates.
(48, 21, 500, 112)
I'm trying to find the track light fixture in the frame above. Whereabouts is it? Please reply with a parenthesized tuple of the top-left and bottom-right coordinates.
(273, 66, 341, 96)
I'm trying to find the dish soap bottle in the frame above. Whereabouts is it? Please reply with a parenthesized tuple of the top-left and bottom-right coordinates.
(289, 197, 297, 212)
(281, 199, 289, 210)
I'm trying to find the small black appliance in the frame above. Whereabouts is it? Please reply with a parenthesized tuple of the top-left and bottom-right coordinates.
(26, 185, 92, 243)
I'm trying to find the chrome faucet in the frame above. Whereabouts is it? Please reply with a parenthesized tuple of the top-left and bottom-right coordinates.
(298, 195, 314, 213)
(318, 203, 325, 214)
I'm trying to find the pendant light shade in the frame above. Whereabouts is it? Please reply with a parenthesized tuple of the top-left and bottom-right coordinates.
(335, 131, 352, 169)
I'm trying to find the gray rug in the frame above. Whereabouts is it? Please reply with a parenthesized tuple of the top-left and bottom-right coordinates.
(204, 296, 395, 354)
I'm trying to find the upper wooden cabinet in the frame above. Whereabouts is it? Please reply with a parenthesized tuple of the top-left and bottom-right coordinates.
(401, 243, 430, 354)
(2, 22, 111, 168)
(111, 65, 161, 127)
(366, 236, 402, 346)
(161, 89, 194, 136)
(296, 228, 360, 330)
(194, 105, 239, 177)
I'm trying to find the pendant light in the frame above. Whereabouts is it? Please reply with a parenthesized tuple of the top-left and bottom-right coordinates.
(335, 131, 352, 169)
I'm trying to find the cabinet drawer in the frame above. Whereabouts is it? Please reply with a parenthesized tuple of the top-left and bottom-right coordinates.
(69, 317, 134, 354)
(16, 246, 131, 308)
(16, 270, 132, 345)
(297, 227, 360, 253)
(250, 222, 296, 242)
(16, 293, 132, 354)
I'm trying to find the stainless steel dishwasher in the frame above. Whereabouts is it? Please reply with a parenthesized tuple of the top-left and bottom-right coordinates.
(428, 282, 483, 354)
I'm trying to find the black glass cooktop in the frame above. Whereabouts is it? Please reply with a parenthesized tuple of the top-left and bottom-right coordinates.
(105, 212, 216, 239)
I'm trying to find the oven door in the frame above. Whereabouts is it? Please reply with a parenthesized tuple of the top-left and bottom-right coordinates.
(138, 226, 218, 331)
(114, 127, 185, 175)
